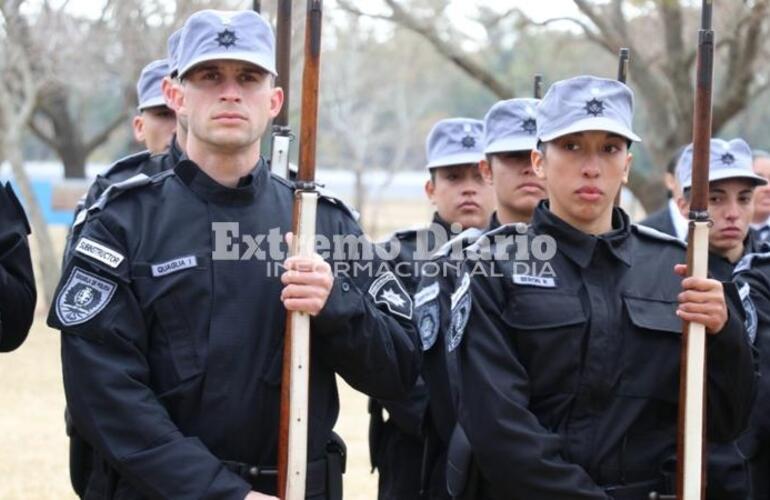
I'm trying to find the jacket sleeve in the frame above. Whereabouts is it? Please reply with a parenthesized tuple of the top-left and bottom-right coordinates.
(0, 183, 36, 352)
(311, 211, 422, 402)
(48, 216, 252, 500)
(456, 260, 608, 500)
(704, 281, 758, 442)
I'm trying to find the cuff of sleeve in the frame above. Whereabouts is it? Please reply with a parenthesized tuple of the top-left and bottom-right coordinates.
(312, 275, 366, 335)
(708, 281, 748, 357)
(203, 465, 252, 500)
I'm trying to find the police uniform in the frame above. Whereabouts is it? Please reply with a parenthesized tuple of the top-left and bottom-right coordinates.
(410, 98, 542, 500)
(49, 10, 421, 500)
(452, 76, 756, 500)
(734, 252, 770, 500)
(676, 138, 769, 499)
(0, 182, 36, 352)
(370, 119, 484, 500)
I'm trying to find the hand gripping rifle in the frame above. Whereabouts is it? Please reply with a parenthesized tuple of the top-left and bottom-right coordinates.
(676, 2, 715, 499)
(614, 48, 630, 207)
(268, 0, 294, 180)
(278, 2, 323, 499)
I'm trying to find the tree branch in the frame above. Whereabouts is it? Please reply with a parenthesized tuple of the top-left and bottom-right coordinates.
(84, 109, 128, 154)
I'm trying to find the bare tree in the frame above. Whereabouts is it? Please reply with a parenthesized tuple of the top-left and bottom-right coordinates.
(337, 0, 770, 212)
(0, 0, 59, 305)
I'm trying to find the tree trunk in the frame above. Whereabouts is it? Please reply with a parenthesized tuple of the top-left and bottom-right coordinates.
(5, 137, 61, 307)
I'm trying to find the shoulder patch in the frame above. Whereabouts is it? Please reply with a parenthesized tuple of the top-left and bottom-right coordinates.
(74, 237, 125, 269)
(56, 266, 117, 326)
(632, 223, 687, 249)
(448, 273, 471, 352)
(368, 271, 413, 320)
(415, 281, 441, 351)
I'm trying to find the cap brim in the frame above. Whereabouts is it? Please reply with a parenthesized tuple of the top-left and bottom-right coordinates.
(427, 152, 484, 169)
(684, 168, 768, 189)
(138, 96, 168, 111)
(484, 137, 537, 155)
(179, 51, 277, 79)
(540, 117, 641, 143)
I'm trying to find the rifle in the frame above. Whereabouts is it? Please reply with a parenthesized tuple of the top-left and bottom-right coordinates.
(253, 0, 261, 13)
(614, 48, 630, 206)
(676, 2, 715, 499)
(533, 74, 543, 99)
(271, 0, 294, 179)
(278, 2, 323, 499)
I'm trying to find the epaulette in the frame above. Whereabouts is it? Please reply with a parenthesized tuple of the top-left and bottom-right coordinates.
(100, 150, 152, 180)
(269, 173, 360, 222)
(632, 223, 687, 249)
(465, 222, 528, 255)
(73, 171, 174, 227)
(433, 227, 485, 259)
(734, 251, 770, 276)
(317, 185, 360, 222)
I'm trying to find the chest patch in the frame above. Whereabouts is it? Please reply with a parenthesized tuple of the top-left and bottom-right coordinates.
(512, 274, 556, 288)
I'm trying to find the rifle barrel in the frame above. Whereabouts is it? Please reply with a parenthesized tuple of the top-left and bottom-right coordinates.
(534, 74, 543, 99)
(274, 0, 293, 128)
(617, 48, 630, 84)
(297, 0, 323, 183)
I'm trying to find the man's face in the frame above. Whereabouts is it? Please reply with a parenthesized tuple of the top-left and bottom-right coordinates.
(752, 157, 770, 221)
(480, 151, 546, 221)
(173, 60, 283, 153)
(132, 106, 176, 154)
(425, 164, 495, 230)
(532, 131, 631, 233)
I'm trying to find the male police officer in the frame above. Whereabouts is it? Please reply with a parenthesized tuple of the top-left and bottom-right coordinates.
(132, 59, 177, 154)
(675, 138, 767, 499)
(479, 98, 546, 227)
(453, 75, 755, 499)
(0, 182, 36, 352)
(370, 117, 494, 500)
(49, 10, 420, 500)
(640, 146, 688, 240)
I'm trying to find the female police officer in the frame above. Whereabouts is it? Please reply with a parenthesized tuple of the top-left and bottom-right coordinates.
(451, 76, 755, 499)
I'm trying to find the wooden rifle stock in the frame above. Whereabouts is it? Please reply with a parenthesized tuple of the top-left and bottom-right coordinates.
(271, 0, 294, 179)
(676, 2, 715, 499)
(278, 2, 323, 499)
(614, 48, 630, 206)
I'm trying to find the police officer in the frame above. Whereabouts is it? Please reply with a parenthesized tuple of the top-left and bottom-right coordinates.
(370, 118, 493, 500)
(675, 138, 768, 499)
(751, 150, 770, 242)
(733, 254, 770, 500)
(0, 182, 36, 352)
(132, 59, 177, 154)
(640, 145, 688, 240)
(48, 10, 420, 500)
(409, 98, 547, 500)
(479, 98, 546, 227)
(452, 75, 755, 499)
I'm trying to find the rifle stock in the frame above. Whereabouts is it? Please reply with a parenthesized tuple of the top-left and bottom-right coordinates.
(676, 2, 714, 499)
(278, 2, 323, 499)
(271, 0, 294, 180)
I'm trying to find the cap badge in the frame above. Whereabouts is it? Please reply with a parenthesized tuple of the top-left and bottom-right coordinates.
(522, 118, 537, 135)
(461, 135, 476, 149)
(585, 98, 604, 117)
(721, 152, 736, 166)
(216, 29, 238, 49)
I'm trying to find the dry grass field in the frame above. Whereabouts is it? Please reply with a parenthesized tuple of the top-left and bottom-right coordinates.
(0, 199, 434, 500)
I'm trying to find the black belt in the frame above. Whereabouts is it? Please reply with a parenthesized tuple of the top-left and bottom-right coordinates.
(223, 457, 327, 498)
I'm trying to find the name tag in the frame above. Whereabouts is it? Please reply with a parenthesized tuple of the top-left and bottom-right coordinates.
(512, 274, 556, 288)
(151, 256, 197, 277)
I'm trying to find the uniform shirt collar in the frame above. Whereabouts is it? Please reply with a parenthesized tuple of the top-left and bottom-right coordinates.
(668, 198, 688, 241)
(174, 156, 267, 205)
(487, 211, 502, 232)
(531, 200, 633, 268)
(431, 212, 453, 234)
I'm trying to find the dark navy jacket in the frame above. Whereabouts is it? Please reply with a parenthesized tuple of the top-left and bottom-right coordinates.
(48, 159, 421, 499)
